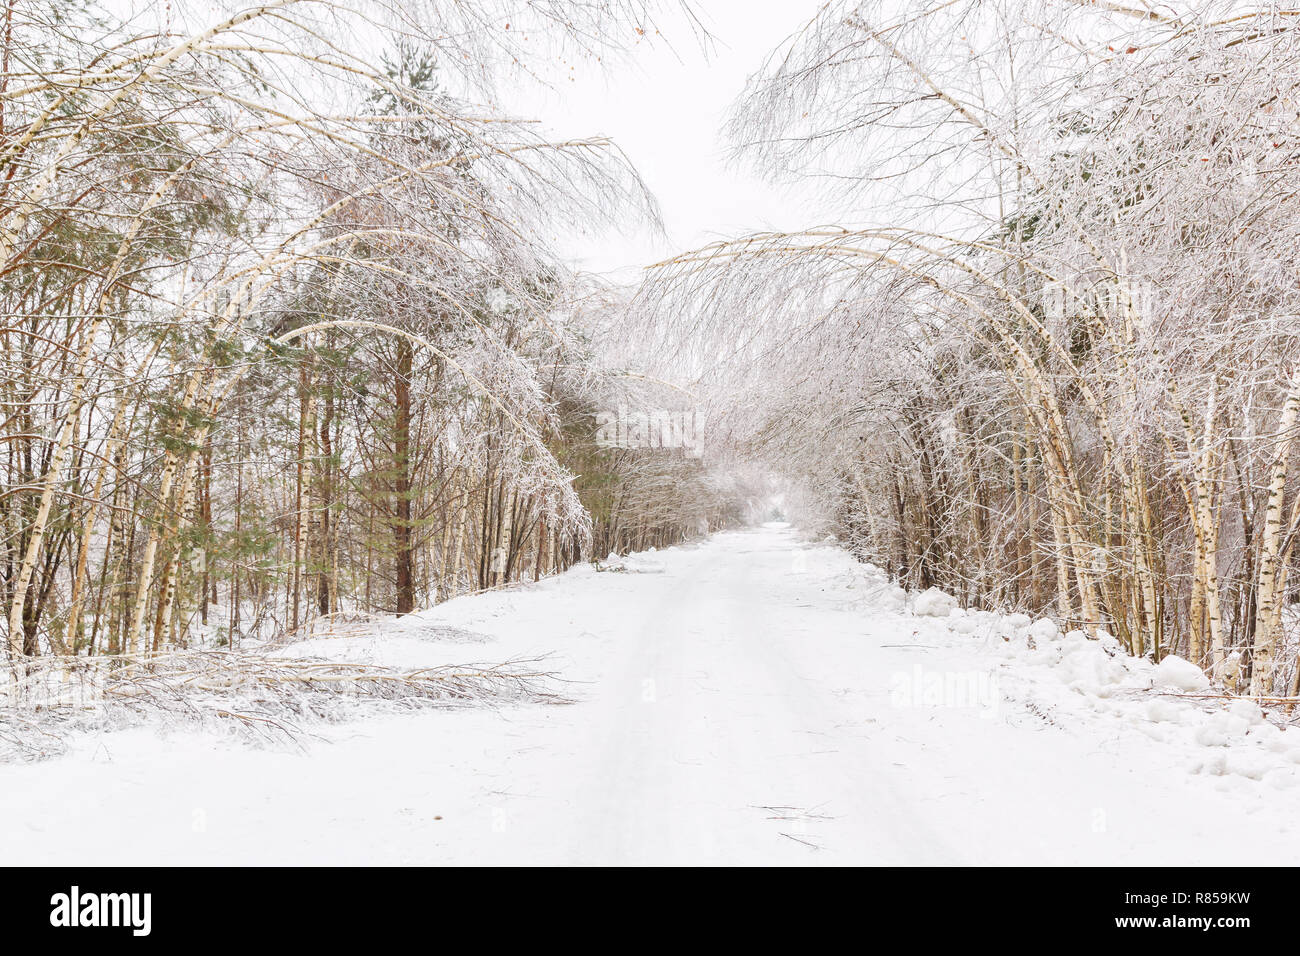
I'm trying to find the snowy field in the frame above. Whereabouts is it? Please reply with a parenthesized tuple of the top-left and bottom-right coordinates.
(3, 523, 1299, 866)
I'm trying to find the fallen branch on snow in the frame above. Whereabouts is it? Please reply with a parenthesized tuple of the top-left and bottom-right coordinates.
(0, 650, 570, 763)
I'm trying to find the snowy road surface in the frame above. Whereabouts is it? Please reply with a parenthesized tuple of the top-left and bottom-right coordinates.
(5, 524, 1300, 865)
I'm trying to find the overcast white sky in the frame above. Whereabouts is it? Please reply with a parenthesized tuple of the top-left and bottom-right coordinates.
(504, 0, 837, 282)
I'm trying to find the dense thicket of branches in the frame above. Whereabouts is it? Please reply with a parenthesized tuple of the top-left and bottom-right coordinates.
(0, 0, 736, 668)
(641, 0, 1300, 695)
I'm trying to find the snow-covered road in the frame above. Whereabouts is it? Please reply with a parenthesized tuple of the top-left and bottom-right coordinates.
(5, 524, 1300, 865)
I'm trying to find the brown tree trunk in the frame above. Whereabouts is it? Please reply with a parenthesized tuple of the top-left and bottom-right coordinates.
(317, 360, 335, 617)
(393, 339, 415, 615)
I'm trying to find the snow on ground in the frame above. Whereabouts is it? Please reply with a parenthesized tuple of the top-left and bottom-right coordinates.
(3, 523, 1300, 865)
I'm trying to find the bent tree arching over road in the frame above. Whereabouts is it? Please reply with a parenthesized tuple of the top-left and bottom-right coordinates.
(3, 0, 1300, 869)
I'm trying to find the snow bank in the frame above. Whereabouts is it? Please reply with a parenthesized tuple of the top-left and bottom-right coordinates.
(1154, 654, 1210, 692)
(595, 551, 666, 574)
(847, 560, 1300, 789)
(1028, 618, 1059, 642)
(913, 587, 958, 617)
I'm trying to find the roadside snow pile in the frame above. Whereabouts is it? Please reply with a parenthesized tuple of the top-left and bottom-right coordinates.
(913, 587, 958, 617)
(847, 560, 1300, 788)
(1154, 654, 1211, 692)
(622, 552, 666, 574)
(1028, 618, 1059, 642)
(992, 626, 1300, 787)
(837, 560, 908, 611)
(594, 551, 666, 574)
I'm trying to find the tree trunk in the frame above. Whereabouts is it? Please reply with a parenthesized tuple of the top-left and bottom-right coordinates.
(393, 338, 415, 615)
